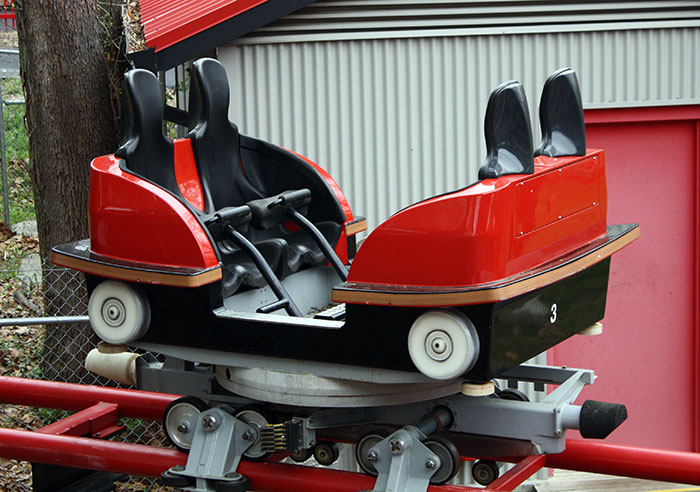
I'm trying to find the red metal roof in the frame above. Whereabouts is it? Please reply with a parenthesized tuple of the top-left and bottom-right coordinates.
(139, 0, 270, 52)
(131, 0, 316, 71)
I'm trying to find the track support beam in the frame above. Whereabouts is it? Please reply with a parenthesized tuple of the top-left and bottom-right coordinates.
(1, 376, 700, 491)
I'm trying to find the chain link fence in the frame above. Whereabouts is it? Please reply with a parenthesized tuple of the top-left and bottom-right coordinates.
(0, 258, 171, 491)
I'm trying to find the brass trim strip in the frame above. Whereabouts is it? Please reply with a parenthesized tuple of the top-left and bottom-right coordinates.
(50, 251, 222, 288)
(332, 227, 640, 306)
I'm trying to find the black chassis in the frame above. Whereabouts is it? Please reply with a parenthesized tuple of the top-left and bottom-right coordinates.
(84, 258, 609, 382)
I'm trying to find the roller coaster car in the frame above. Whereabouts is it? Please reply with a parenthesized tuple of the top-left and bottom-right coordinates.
(52, 61, 639, 388)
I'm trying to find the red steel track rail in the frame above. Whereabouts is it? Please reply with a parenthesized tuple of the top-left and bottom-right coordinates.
(1, 376, 699, 491)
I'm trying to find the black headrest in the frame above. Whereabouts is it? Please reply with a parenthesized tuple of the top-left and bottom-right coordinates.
(478, 81, 534, 180)
(187, 58, 238, 136)
(535, 68, 586, 157)
(115, 69, 178, 194)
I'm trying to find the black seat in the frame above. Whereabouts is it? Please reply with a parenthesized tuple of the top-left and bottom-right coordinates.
(115, 69, 287, 300)
(187, 58, 346, 280)
(239, 135, 346, 277)
(478, 81, 534, 180)
(185, 58, 265, 214)
(535, 68, 586, 157)
(116, 69, 179, 195)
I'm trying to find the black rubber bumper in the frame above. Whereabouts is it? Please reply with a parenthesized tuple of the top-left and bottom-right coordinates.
(579, 400, 628, 439)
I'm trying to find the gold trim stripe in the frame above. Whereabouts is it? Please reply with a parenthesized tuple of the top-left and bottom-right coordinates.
(50, 251, 222, 288)
(345, 218, 367, 236)
(332, 227, 640, 307)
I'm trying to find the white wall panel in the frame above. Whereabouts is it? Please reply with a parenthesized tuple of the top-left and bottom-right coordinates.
(219, 28, 699, 230)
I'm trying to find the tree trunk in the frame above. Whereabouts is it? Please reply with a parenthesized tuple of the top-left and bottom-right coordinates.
(16, 0, 120, 382)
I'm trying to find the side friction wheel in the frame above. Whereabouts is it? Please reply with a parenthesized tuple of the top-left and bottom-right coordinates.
(472, 459, 500, 486)
(313, 441, 340, 467)
(234, 405, 275, 461)
(290, 448, 311, 463)
(424, 436, 461, 485)
(163, 396, 209, 453)
(88, 280, 151, 344)
(355, 431, 389, 476)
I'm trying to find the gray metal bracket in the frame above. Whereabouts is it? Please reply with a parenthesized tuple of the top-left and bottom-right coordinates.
(165, 407, 255, 492)
(365, 426, 439, 492)
(136, 354, 214, 398)
(447, 366, 595, 454)
(304, 365, 596, 456)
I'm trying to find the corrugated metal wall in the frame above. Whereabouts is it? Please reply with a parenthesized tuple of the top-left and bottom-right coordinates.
(219, 26, 699, 230)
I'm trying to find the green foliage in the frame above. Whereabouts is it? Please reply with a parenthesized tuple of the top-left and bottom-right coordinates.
(120, 416, 148, 436)
(33, 407, 71, 426)
(0, 77, 34, 225)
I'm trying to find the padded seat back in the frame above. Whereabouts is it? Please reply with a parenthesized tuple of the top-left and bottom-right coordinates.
(535, 68, 586, 157)
(115, 69, 178, 195)
(478, 81, 534, 180)
(186, 58, 263, 215)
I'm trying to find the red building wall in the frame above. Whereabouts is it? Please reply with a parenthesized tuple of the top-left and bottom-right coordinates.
(551, 105, 700, 452)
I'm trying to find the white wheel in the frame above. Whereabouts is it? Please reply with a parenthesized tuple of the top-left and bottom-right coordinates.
(407, 309, 480, 380)
(163, 396, 209, 452)
(234, 406, 274, 460)
(356, 431, 388, 476)
(88, 280, 151, 344)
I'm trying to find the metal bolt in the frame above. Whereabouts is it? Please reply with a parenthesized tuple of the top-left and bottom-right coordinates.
(242, 430, 254, 441)
(426, 330, 452, 361)
(432, 338, 447, 353)
(425, 458, 437, 469)
(177, 423, 189, 434)
(366, 450, 379, 462)
(202, 415, 217, 431)
(389, 438, 405, 454)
